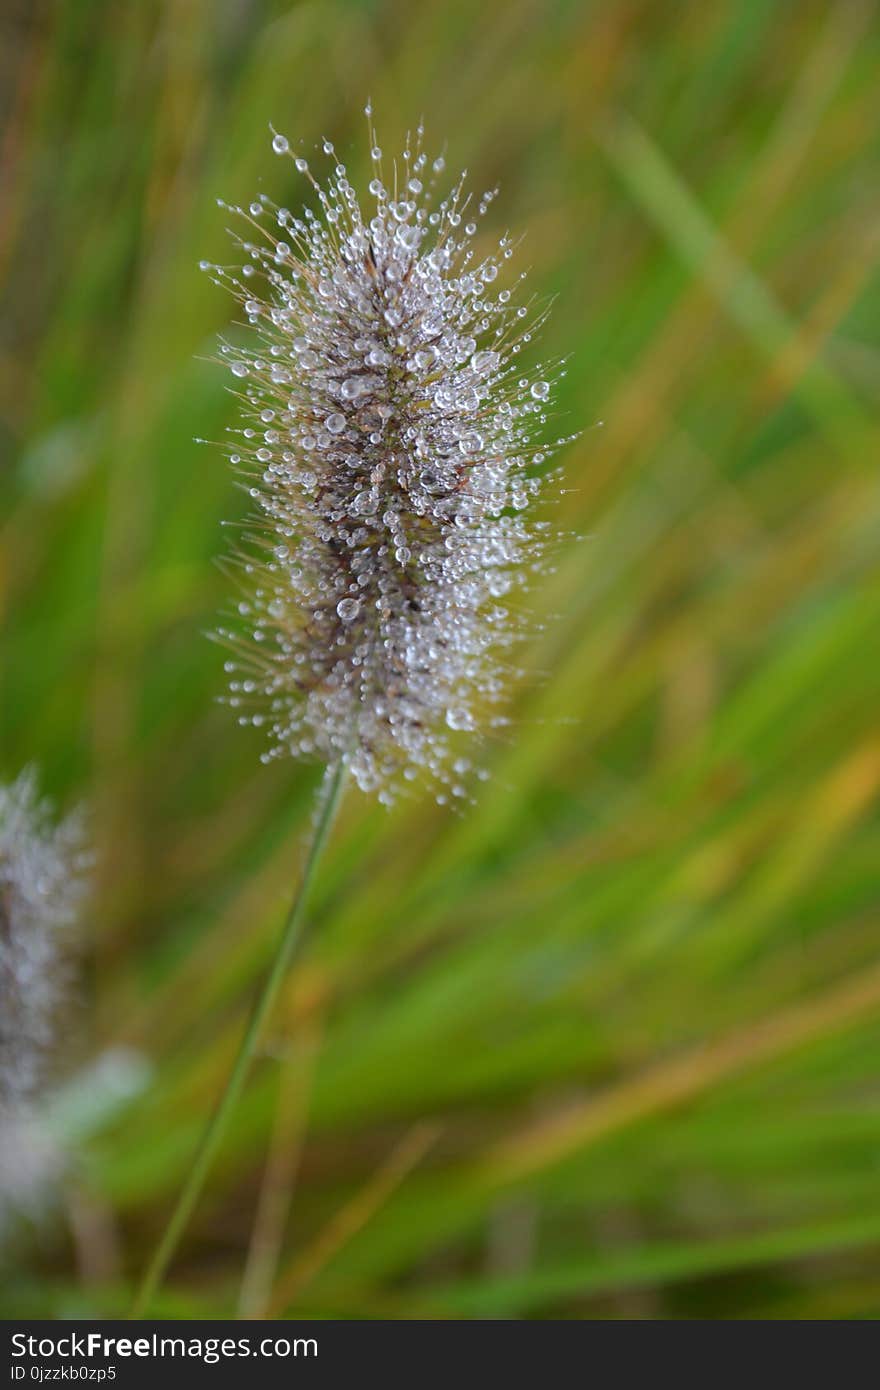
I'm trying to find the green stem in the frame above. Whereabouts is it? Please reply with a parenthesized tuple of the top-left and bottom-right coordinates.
(129, 758, 347, 1318)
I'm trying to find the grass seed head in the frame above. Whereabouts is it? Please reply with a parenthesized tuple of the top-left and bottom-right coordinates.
(208, 114, 570, 801)
(0, 770, 88, 1114)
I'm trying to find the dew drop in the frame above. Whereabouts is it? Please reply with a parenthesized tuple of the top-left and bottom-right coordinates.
(471, 350, 499, 374)
(336, 597, 361, 623)
(446, 708, 474, 732)
(352, 490, 378, 516)
(419, 469, 443, 493)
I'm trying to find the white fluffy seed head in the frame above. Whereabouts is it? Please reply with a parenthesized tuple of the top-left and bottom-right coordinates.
(0, 770, 88, 1113)
(207, 117, 571, 801)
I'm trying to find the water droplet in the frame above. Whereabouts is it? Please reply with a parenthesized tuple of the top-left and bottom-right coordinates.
(472, 350, 499, 374)
(352, 490, 378, 515)
(446, 707, 474, 732)
(531, 380, 550, 401)
(230, 362, 249, 378)
(336, 598, 361, 622)
(325, 413, 346, 434)
(272, 134, 289, 155)
(396, 225, 420, 250)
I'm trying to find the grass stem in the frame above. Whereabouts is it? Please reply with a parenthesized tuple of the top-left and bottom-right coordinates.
(129, 758, 347, 1318)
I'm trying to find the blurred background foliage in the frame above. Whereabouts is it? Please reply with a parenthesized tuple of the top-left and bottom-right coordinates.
(2, 0, 880, 1319)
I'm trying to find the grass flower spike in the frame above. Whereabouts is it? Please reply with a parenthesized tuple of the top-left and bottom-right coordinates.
(134, 116, 568, 1314)
(0, 770, 86, 1115)
(207, 110, 568, 800)
(0, 771, 87, 1232)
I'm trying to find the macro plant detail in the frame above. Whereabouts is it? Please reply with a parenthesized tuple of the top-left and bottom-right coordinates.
(205, 110, 569, 801)
(0, 771, 88, 1226)
(132, 116, 567, 1315)
(0, 770, 86, 1115)
(7, 0, 880, 1329)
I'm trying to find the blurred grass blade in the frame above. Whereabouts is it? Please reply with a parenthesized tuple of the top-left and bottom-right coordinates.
(596, 112, 874, 455)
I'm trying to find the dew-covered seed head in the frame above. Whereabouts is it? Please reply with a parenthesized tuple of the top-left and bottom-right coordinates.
(209, 118, 570, 799)
(0, 770, 88, 1113)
